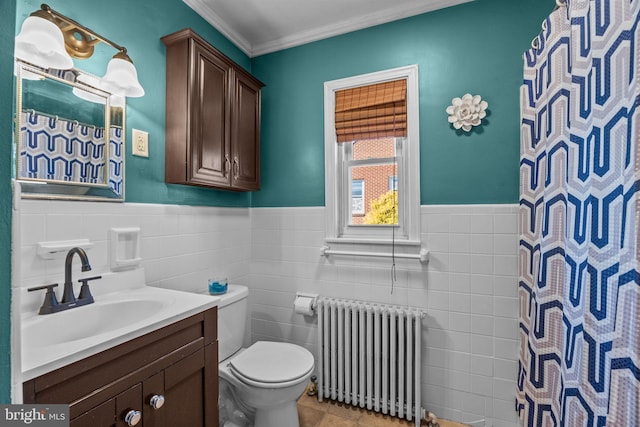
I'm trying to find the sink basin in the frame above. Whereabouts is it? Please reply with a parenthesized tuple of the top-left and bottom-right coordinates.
(22, 295, 174, 349)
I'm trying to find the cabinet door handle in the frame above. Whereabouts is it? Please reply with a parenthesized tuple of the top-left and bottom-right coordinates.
(225, 155, 231, 176)
(149, 394, 165, 410)
(124, 409, 142, 426)
(233, 157, 239, 180)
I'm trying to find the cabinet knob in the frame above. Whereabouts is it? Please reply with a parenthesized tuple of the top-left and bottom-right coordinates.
(124, 409, 141, 426)
(149, 394, 165, 410)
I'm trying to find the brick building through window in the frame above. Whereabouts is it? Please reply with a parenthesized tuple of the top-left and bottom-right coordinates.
(350, 137, 397, 224)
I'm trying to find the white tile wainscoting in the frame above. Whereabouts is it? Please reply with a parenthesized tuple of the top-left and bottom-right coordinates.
(13, 201, 519, 427)
(249, 205, 520, 427)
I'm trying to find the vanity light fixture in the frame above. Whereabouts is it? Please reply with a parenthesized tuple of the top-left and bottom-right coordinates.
(14, 3, 144, 98)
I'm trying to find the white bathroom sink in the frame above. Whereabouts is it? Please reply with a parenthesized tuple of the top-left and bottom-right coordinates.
(22, 296, 172, 349)
(21, 271, 220, 380)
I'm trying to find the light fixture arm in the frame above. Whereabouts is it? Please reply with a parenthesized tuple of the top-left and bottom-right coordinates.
(38, 3, 131, 61)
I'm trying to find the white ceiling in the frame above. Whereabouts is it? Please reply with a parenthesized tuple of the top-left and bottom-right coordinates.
(183, 0, 473, 57)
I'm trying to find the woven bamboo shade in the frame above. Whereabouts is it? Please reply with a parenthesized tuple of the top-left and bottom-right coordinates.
(335, 79, 407, 143)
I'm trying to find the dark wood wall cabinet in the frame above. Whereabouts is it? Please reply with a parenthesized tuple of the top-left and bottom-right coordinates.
(23, 308, 218, 427)
(162, 28, 264, 191)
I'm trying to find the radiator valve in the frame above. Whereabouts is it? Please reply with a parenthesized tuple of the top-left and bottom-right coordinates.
(424, 411, 439, 427)
(307, 375, 318, 396)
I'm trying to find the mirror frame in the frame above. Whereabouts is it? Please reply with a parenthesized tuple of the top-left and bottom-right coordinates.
(14, 61, 125, 202)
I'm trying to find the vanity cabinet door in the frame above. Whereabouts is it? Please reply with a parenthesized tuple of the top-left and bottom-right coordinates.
(162, 348, 207, 426)
(70, 384, 142, 427)
(142, 343, 218, 427)
(142, 372, 164, 427)
(70, 399, 116, 427)
(114, 385, 143, 427)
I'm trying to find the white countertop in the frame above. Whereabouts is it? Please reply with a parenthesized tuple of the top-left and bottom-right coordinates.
(20, 269, 219, 381)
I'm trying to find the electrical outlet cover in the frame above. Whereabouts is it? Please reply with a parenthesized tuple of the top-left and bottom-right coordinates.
(132, 129, 149, 157)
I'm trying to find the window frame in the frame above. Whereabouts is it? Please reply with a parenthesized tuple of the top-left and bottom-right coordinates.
(324, 65, 421, 245)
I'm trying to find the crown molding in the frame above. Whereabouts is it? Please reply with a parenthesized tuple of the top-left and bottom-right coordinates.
(184, 0, 473, 58)
(183, 0, 254, 56)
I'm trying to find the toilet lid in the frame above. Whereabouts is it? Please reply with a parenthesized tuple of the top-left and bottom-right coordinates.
(229, 341, 314, 384)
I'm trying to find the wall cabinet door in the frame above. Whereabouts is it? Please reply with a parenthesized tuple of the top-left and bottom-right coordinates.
(190, 42, 231, 188)
(231, 72, 261, 191)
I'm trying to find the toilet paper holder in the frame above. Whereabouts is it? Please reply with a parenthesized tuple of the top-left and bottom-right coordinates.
(294, 292, 319, 316)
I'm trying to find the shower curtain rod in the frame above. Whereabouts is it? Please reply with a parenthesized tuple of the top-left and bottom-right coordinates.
(21, 109, 122, 130)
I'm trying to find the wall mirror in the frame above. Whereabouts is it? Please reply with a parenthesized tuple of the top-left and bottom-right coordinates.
(14, 61, 125, 201)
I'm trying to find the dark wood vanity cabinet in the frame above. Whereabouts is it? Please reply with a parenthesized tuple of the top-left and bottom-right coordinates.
(23, 308, 219, 427)
(162, 28, 264, 191)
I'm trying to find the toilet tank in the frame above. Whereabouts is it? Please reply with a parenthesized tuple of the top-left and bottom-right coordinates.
(217, 284, 249, 362)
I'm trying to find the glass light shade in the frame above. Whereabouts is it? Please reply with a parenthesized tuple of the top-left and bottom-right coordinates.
(14, 15, 73, 70)
(102, 57, 144, 98)
(72, 73, 126, 107)
(72, 73, 109, 104)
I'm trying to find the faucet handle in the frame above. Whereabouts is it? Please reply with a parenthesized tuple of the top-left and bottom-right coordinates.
(27, 284, 59, 315)
(78, 275, 101, 302)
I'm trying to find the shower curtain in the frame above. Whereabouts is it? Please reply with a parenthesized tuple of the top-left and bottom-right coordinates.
(20, 111, 124, 196)
(518, 1, 639, 426)
(20, 111, 106, 183)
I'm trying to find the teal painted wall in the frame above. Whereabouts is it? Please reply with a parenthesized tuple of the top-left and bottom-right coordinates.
(15, 0, 254, 207)
(2, 0, 555, 400)
(251, 0, 555, 206)
(0, 0, 16, 404)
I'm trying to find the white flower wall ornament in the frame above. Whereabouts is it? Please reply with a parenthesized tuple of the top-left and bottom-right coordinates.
(446, 94, 488, 132)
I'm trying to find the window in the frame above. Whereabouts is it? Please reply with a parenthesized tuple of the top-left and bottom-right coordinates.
(324, 65, 420, 244)
(352, 179, 365, 216)
(348, 138, 398, 225)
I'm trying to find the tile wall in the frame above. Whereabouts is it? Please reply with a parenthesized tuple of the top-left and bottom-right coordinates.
(11, 198, 252, 398)
(249, 205, 520, 427)
(14, 200, 252, 294)
(12, 199, 520, 427)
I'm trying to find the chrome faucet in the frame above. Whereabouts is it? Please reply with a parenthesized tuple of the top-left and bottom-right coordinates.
(62, 247, 92, 303)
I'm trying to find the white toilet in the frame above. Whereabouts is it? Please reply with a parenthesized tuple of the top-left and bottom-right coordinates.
(217, 285, 314, 427)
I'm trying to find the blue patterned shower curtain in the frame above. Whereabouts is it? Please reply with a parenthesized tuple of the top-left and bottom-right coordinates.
(19, 111, 124, 196)
(518, 1, 639, 426)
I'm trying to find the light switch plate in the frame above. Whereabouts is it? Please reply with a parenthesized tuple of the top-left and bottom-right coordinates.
(132, 129, 149, 157)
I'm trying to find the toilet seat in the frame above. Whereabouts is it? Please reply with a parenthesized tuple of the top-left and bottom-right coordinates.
(229, 341, 314, 389)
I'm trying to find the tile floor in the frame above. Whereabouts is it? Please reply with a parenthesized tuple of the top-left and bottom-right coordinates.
(297, 392, 469, 427)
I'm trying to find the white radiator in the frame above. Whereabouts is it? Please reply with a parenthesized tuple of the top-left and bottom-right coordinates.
(316, 297, 426, 427)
